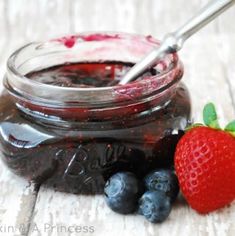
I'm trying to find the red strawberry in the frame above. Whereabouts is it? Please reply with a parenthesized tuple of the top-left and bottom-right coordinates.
(175, 103, 235, 213)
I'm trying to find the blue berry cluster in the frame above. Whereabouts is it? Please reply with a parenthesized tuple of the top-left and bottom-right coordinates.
(104, 169, 179, 223)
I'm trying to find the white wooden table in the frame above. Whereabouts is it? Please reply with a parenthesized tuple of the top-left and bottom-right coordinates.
(0, 1, 234, 235)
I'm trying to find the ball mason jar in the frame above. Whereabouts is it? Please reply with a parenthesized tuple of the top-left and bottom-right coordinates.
(0, 33, 191, 194)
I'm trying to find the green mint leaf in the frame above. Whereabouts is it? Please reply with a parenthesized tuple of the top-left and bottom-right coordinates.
(225, 120, 235, 137)
(203, 103, 220, 129)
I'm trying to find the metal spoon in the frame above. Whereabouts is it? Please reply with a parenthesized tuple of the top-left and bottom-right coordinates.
(119, 0, 235, 85)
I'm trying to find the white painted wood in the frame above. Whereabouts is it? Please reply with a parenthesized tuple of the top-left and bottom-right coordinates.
(181, 35, 235, 124)
(0, 166, 38, 236)
(28, 187, 235, 236)
(216, 5, 235, 37)
(71, 0, 218, 37)
(0, 1, 234, 236)
(2, 0, 71, 42)
(215, 35, 235, 110)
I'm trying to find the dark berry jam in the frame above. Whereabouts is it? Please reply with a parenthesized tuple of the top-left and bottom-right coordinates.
(27, 62, 128, 87)
(26, 62, 157, 88)
(1, 33, 191, 195)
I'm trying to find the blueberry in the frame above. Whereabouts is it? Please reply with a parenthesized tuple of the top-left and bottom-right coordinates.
(144, 169, 179, 203)
(138, 191, 171, 223)
(104, 172, 141, 214)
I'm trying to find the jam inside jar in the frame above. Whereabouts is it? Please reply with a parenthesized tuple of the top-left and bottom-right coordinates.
(0, 33, 191, 194)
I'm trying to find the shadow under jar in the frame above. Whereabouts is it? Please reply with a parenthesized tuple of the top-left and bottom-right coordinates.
(0, 33, 191, 194)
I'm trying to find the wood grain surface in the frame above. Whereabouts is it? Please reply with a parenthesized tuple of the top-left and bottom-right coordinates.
(0, 1, 234, 235)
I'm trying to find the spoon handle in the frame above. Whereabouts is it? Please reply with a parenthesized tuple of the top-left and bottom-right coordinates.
(175, 0, 235, 47)
(119, 0, 235, 85)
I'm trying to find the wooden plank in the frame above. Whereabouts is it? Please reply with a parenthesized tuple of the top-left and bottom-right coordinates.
(216, 35, 235, 114)
(216, 11, 235, 109)
(216, 5, 235, 37)
(28, 188, 235, 236)
(0, 1, 5, 40)
(0, 0, 8, 60)
(3, 0, 71, 42)
(0, 169, 38, 236)
(0, 1, 234, 236)
(181, 35, 235, 124)
(71, 0, 217, 37)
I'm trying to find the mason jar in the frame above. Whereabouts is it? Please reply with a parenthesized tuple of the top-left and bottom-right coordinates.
(0, 33, 191, 194)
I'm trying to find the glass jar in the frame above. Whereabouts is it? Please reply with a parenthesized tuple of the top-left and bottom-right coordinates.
(0, 33, 191, 194)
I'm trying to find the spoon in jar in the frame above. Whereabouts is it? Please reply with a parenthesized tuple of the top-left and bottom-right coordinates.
(119, 0, 235, 85)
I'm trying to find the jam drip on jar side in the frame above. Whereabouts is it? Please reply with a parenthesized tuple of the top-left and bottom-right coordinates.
(0, 62, 191, 194)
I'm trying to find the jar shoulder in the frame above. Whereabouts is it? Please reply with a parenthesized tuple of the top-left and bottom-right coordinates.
(0, 83, 191, 151)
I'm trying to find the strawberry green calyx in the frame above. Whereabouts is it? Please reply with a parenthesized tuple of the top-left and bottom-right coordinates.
(185, 123, 203, 131)
(225, 120, 235, 137)
(203, 103, 221, 129)
(185, 103, 235, 137)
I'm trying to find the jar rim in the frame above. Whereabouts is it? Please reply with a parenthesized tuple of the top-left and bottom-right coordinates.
(5, 32, 183, 107)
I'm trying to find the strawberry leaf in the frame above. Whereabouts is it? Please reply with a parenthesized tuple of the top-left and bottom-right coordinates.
(225, 120, 235, 137)
(203, 103, 220, 129)
(185, 123, 204, 131)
